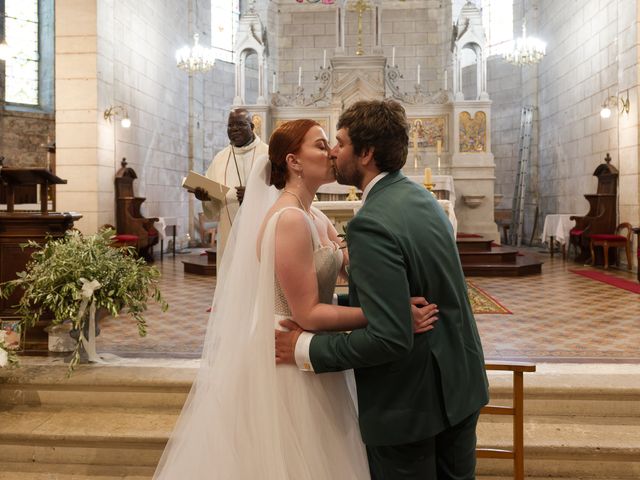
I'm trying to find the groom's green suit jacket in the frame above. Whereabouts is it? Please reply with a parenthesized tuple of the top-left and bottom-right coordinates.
(309, 171, 489, 447)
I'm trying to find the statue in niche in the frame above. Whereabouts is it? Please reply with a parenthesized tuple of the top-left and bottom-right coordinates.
(252, 114, 263, 139)
(459, 111, 486, 153)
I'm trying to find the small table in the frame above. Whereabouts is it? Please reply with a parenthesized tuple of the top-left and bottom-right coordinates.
(541, 214, 577, 258)
(313, 198, 458, 238)
(155, 217, 177, 260)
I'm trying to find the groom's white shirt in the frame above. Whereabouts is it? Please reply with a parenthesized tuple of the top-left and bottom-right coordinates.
(295, 171, 389, 372)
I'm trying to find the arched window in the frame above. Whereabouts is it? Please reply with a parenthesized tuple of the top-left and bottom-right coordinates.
(3, 0, 39, 105)
(453, 0, 513, 58)
(482, 0, 513, 55)
(211, 0, 240, 63)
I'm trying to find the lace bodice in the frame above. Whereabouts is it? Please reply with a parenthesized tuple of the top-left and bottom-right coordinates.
(272, 209, 343, 317)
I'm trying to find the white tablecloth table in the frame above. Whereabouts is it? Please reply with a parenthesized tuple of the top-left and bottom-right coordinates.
(317, 175, 456, 204)
(154, 216, 178, 259)
(541, 214, 577, 258)
(408, 175, 456, 204)
(313, 198, 457, 238)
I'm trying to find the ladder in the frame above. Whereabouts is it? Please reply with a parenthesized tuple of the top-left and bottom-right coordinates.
(510, 106, 534, 246)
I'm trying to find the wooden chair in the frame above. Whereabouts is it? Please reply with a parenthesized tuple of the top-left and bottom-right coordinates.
(494, 209, 512, 244)
(100, 224, 138, 251)
(198, 212, 217, 248)
(114, 159, 159, 261)
(569, 154, 618, 263)
(589, 222, 633, 270)
(477, 361, 536, 480)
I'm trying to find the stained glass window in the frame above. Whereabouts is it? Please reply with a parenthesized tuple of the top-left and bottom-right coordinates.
(3, 0, 39, 105)
(211, 0, 240, 63)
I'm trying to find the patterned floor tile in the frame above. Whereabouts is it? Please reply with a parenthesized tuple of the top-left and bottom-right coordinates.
(97, 249, 640, 363)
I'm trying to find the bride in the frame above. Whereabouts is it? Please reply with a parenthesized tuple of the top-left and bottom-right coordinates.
(153, 119, 438, 479)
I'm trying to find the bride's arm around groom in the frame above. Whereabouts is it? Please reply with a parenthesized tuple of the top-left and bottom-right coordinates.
(277, 99, 489, 480)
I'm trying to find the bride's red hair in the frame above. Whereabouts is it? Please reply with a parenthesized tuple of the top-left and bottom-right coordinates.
(268, 119, 320, 189)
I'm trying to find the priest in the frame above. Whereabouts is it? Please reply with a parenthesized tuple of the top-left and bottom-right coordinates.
(195, 108, 269, 264)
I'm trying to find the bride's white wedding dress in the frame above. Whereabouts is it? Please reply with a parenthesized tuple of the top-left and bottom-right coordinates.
(153, 156, 369, 479)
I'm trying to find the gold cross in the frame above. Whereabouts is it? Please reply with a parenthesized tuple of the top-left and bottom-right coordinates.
(348, 0, 371, 56)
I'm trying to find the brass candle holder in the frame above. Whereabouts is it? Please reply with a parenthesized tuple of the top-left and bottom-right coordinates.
(423, 182, 437, 198)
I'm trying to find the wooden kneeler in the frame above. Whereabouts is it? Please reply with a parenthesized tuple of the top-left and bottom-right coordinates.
(477, 361, 536, 480)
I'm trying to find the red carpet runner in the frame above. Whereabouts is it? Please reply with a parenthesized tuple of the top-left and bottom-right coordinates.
(570, 269, 640, 294)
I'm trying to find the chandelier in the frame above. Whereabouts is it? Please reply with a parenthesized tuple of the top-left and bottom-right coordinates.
(176, 33, 215, 74)
(503, 20, 546, 66)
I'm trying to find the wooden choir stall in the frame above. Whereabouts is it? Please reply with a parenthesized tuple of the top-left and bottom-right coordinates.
(569, 154, 618, 264)
(0, 164, 81, 353)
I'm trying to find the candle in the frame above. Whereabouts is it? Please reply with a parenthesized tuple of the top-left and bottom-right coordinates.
(298, 67, 302, 87)
(436, 139, 442, 155)
(392, 47, 396, 66)
(417, 64, 421, 85)
(437, 156, 441, 170)
(272, 71, 277, 93)
(423, 167, 432, 186)
(323, 49, 327, 68)
(444, 70, 448, 90)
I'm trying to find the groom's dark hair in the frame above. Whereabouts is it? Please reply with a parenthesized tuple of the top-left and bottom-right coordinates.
(336, 99, 409, 172)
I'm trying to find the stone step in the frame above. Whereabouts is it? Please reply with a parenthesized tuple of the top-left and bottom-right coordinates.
(487, 366, 640, 417)
(1, 363, 638, 478)
(476, 415, 640, 478)
(463, 253, 543, 276)
(0, 462, 153, 479)
(3, 364, 639, 417)
(0, 406, 171, 467)
(0, 403, 638, 477)
(0, 364, 194, 409)
(456, 236, 494, 252)
(459, 246, 519, 264)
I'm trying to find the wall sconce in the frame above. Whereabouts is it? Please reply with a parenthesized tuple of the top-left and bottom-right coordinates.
(0, 40, 10, 61)
(600, 91, 630, 119)
(104, 105, 131, 128)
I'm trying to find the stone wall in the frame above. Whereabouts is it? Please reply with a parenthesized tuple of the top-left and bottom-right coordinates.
(0, 111, 54, 168)
(535, 0, 637, 266)
(484, 0, 639, 269)
(275, 0, 450, 99)
(56, 0, 207, 237)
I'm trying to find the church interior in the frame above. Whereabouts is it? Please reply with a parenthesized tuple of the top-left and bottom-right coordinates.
(0, 0, 639, 478)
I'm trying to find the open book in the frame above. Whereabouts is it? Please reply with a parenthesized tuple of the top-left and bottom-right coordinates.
(182, 171, 230, 201)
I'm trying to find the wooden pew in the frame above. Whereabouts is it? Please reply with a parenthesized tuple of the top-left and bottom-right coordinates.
(477, 361, 536, 480)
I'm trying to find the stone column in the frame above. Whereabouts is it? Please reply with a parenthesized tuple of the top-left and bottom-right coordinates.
(55, 0, 112, 234)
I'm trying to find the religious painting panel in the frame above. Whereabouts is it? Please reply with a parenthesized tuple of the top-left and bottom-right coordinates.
(459, 111, 487, 153)
(408, 116, 448, 150)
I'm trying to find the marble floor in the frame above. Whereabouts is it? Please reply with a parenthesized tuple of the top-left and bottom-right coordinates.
(96, 248, 640, 363)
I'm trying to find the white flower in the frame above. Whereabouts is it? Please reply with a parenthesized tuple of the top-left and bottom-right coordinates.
(0, 347, 8, 368)
(0, 330, 5, 343)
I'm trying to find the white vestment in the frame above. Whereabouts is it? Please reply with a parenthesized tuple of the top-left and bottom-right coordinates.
(202, 135, 269, 263)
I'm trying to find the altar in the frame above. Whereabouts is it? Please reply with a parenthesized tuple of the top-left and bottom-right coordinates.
(314, 198, 457, 238)
(232, 1, 497, 240)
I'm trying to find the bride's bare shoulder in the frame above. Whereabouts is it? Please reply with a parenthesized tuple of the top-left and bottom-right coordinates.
(256, 200, 308, 257)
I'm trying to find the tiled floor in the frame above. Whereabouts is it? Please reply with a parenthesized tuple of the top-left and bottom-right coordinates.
(98, 248, 640, 363)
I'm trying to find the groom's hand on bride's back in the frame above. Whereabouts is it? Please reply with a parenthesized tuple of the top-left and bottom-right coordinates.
(275, 320, 303, 365)
(410, 297, 439, 334)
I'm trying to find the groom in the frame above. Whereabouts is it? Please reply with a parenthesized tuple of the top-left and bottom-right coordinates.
(276, 99, 489, 479)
